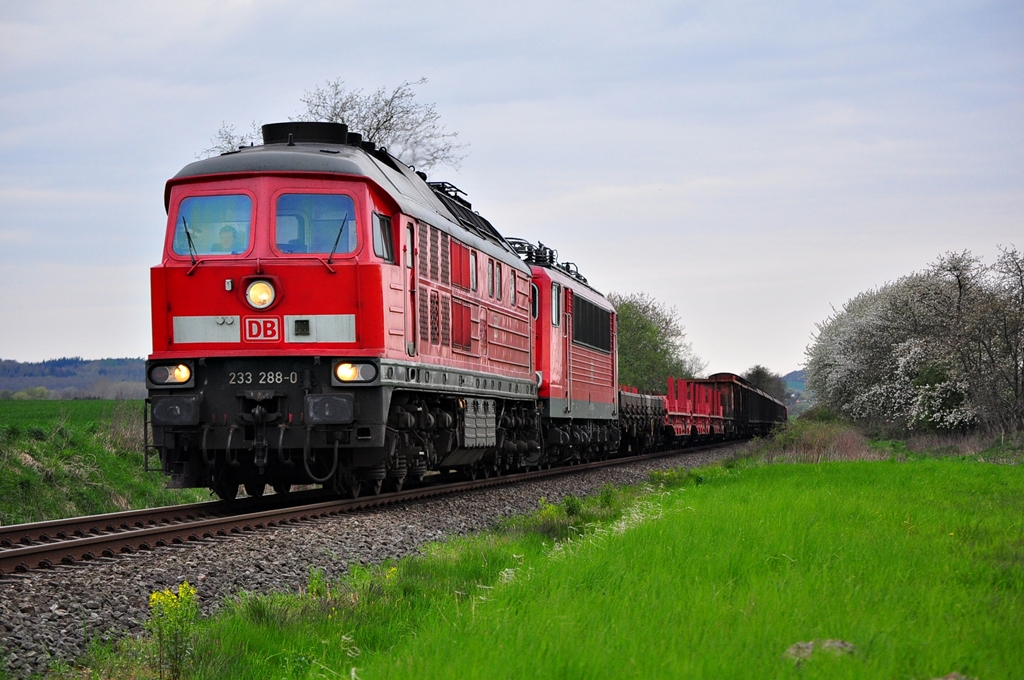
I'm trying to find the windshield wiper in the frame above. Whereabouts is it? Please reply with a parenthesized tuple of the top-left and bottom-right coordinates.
(326, 212, 350, 265)
(181, 216, 198, 266)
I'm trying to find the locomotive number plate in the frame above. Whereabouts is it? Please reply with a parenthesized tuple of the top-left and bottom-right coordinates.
(227, 371, 300, 385)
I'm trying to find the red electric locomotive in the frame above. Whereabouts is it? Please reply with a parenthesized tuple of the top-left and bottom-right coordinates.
(508, 241, 620, 463)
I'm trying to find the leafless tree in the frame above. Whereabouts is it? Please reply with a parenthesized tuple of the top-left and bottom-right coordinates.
(200, 79, 467, 171)
(198, 120, 262, 159)
(295, 78, 467, 171)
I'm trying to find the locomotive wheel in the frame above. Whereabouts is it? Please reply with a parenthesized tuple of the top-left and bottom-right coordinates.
(272, 482, 291, 495)
(213, 477, 239, 501)
(368, 479, 384, 496)
(348, 480, 363, 499)
(389, 476, 405, 492)
(244, 481, 265, 498)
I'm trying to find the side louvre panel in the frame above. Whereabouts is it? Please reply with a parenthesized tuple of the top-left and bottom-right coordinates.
(429, 226, 440, 281)
(429, 290, 440, 345)
(441, 293, 451, 347)
(439, 232, 450, 284)
(418, 285, 429, 341)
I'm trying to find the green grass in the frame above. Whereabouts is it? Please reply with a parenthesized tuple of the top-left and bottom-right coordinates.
(0, 399, 123, 427)
(75, 458, 1024, 679)
(0, 400, 209, 525)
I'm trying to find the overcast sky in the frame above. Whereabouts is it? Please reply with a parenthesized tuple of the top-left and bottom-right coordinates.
(1, 1, 1020, 375)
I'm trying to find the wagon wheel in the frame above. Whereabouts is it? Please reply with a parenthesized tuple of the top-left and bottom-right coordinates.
(272, 482, 291, 496)
(389, 476, 406, 492)
(243, 481, 266, 498)
(466, 465, 478, 481)
(213, 476, 239, 501)
(368, 478, 384, 496)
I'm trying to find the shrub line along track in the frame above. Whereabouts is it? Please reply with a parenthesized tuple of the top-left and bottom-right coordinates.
(0, 442, 734, 576)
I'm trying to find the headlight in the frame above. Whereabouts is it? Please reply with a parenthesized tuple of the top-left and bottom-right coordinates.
(149, 364, 192, 385)
(246, 280, 276, 309)
(333, 362, 377, 382)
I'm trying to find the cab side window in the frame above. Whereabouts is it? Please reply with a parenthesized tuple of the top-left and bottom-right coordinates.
(372, 214, 395, 263)
(406, 224, 414, 268)
(551, 282, 561, 326)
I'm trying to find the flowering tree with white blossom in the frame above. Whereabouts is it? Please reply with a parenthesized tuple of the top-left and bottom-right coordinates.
(806, 247, 1024, 433)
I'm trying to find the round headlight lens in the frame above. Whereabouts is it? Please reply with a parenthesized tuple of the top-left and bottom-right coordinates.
(246, 280, 275, 309)
(335, 363, 359, 381)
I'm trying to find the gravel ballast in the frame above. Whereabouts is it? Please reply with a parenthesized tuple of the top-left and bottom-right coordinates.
(0, 446, 739, 677)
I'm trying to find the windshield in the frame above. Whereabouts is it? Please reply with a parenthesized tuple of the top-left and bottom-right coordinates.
(172, 194, 252, 257)
(275, 194, 357, 255)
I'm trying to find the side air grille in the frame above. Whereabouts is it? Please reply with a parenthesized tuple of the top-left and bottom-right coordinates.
(429, 291, 440, 345)
(418, 286, 429, 342)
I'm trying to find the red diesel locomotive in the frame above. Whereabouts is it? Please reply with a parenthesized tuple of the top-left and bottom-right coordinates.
(146, 122, 785, 499)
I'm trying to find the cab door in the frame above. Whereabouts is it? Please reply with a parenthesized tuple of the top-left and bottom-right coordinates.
(377, 213, 406, 355)
(403, 219, 417, 356)
(563, 288, 574, 414)
(547, 280, 567, 409)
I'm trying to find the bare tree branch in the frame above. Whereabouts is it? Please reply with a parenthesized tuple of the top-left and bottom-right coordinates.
(295, 78, 468, 171)
(198, 120, 262, 159)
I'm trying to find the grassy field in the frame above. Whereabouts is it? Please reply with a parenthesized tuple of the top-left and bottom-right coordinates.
(0, 399, 125, 427)
(0, 400, 209, 525)
(74, 453, 1024, 680)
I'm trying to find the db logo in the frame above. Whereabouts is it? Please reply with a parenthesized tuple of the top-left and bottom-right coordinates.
(244, 317, 280, 341)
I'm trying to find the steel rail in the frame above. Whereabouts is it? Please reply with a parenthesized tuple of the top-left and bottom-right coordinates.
(0, 488, 329, 549)
(0, 442, 735, 576)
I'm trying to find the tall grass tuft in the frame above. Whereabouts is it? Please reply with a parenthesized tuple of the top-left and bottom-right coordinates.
(742, 419, 882, 464)
(105, 400, 146, 453)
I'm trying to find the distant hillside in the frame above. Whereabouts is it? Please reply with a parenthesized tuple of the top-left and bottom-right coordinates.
(782, 369, 812, 417)
(0, 357, 146, 399)
(783, 370, 806, 392)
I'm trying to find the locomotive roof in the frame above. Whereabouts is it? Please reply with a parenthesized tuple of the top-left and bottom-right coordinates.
(167, 123, 529, 273)
(507, 238, 612, 303)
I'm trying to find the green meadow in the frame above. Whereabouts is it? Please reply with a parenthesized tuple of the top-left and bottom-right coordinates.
(77, 453, 1024, 680)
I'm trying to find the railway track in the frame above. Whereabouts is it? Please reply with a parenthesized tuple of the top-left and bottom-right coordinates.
(0, 442, 734, 576)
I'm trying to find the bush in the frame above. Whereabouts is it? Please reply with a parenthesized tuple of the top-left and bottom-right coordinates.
(797, 405, 839, 423)
(742, 419, 880, 464)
